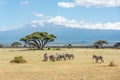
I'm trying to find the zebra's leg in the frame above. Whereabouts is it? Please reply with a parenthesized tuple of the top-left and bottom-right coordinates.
(100, 60, 102, 63)
(100, 59, 104, 63)
(102, 59, 104, 63)
(96, 59, 98, 63)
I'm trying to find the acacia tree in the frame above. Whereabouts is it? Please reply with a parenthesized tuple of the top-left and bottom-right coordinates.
(63, 44, 72, 49)
(11, 42, 22, 48)
(94, 40, 108, 48)
(67, 44, 72, 49)
(20, 32, 56, 50)
(0, 43, 4, 48)
(114, 42, 120, 48)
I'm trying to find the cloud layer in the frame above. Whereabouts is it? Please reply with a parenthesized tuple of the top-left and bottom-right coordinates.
(0, 25, 24, 31)
(32, 13, 120, 30)
(58, 0, 120, 8)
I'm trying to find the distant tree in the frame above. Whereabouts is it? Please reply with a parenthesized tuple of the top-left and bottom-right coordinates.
(63, 44, 68, 48)
(68, 44, 72, 49)
(93, 44, 99, 49)
(11, 42, 22, 48)
(94, 40, 108, 48)
(63, 44, 72, 49)
(20, 32, 56, 50)
(0, 43, 4, 48)
(114, 42, 120, 48)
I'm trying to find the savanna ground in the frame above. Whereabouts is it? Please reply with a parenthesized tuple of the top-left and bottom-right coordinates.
(0, 48, 120, 80)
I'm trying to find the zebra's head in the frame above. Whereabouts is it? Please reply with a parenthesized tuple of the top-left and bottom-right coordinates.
(92, 54, 96, 59)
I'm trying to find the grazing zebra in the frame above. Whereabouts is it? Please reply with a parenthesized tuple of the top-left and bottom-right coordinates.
(49, 54, 58, 62)
(55, 53, 61, 61)
(49, 55, 55, 62)
(69, 54, 74, 60)
(93, 55, 104, 63)
(43, 53, 49, 61)
(60, 53, 66, 61)
(65, 53, 74, 60)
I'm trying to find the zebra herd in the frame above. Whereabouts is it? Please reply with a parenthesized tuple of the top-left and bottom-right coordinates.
(43, 53, 74, 62)
(43, 53, 104, 63)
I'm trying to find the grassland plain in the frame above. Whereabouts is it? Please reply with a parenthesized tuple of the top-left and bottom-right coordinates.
(0, 48, 120, 80)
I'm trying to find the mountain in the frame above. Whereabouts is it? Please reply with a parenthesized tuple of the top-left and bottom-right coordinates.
(0, 24, 120, 45)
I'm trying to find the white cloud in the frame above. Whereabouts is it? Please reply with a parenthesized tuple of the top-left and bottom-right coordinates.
(0, 26, 9, 31)
(58, 0, 120, 8)
(0, 25, 24, 31)
(58, 2, 75, 8)
(33, 12, 44, 17)
(32, 13, 120, 30)
(21, 1, 29, 5)
(33, 12, 52, 19)
(32, 20, 46, 27)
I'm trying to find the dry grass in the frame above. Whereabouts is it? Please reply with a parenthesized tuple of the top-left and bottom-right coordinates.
(0, 48, 120, 80)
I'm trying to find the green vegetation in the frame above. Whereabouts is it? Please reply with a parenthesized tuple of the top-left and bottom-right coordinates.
(114, 42, 120, 48)
(55, 48, 61, 50)
(10, 56, 27, 63)
(20, 32, 56, 50)
(0, 43, 4, 48)
(94, 40, 108, 48)
(11, 42, 22, 48)
(109, 61, 117, 67)
(64, 44, 73, 49)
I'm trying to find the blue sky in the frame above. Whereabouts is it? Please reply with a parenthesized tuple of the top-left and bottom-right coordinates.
(0, 0, 120, 31)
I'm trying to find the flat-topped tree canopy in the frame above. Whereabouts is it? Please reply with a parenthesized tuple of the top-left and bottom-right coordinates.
(11, 42, 22, 48)
(114, 42, 120, 48)
(20, 32, 56, 50)
(94, 40, 108, 48)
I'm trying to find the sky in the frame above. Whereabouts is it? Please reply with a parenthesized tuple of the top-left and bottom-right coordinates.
(0, 0, 120, 31)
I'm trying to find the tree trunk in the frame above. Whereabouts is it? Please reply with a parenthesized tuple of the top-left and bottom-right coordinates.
(37, 45, 43, 50)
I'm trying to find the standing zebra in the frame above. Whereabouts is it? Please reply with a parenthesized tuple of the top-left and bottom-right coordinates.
(43, 53, 49, 61)
(93, 55, 104, 63)
(65, 53, 74, 60)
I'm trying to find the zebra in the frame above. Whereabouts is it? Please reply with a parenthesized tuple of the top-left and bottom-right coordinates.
(59, 53, 66, 61)
(92, 55, 104, 63)
(49, 54, 59, 62)
(65, 53, 74, 60)
(43, 53, 49, 61)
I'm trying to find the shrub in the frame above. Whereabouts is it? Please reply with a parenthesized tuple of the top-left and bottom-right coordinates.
(56, 48, 61, 50)
(47, 48, 51, 50)
(0, 43, 4, 48)
(52, 48, 61, 50)
(10, 56, 27, 63)
(109, 61, 117, 67)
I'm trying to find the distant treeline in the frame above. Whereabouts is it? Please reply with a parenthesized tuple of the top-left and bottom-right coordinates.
(0, 43, 119, 49)
(45, 45, 115, 48)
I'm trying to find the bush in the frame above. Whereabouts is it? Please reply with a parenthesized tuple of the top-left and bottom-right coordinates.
(47, 48, 51, 50)
(0, 44, 4, 48)
(10, 56, 27, 63)
(109, 61, 117, 67)
(52, 48, 61, 50)
(56, 48, 61, 50)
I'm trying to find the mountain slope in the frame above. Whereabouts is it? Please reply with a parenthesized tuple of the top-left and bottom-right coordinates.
(0, 24, 120, 44)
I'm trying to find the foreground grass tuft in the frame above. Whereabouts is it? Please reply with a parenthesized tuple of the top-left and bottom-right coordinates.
(108, 60, 117, 67)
